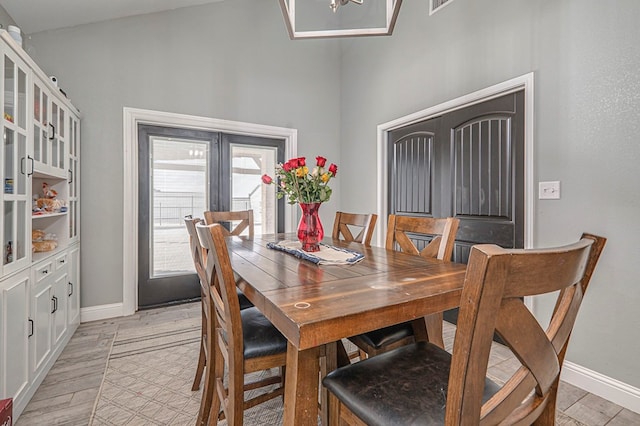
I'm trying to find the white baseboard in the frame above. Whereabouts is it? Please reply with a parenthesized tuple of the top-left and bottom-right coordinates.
(562, 361, 640, 415)
(80, 303, 125, 322)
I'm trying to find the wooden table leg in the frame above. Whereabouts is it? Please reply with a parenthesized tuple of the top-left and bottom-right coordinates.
(283, 342, 321, 425)
(411, 313, 445, 349)
(424, 312, 445, 348)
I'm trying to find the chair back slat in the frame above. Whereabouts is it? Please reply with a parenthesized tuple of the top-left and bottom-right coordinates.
(184, 217, 207, 290)
(204, 210, 255, 238)
(444, 233, 606, 425)
(196, 223, 244, 370)
(332, 211, 378, 246)
(385, 214, 459, 261)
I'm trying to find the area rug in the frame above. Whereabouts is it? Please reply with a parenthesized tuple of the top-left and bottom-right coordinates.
(89, 317, 285, 425)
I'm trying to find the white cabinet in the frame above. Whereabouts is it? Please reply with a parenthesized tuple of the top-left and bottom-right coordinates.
(67, 244, 80, 327)
(0, 270, 30, 408)
(1, 42, 31, 276)
(30, 260, 53, 377)
(51, 253, 68, 347)
(32, 78, 68, 179)
(0, 30, 81, 420)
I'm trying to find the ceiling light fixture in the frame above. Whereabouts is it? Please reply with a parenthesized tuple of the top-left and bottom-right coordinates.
(329, 0, 363, 13)
(279, 0, 402, 40)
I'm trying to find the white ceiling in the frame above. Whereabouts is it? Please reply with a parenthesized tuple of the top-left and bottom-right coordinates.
(0, 0, 225, 34)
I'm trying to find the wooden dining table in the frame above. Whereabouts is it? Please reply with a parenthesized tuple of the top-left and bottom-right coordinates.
(226, 233, 468, 425)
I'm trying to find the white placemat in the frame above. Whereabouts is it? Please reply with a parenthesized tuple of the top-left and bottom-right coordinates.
(267, 240, 364, 265)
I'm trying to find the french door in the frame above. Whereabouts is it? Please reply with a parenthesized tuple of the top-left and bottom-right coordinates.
(137, 125, 284, 308)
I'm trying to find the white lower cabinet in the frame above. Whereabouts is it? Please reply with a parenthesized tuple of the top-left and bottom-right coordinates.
(67, 244, 80, 328)
(0, 246, 80, 419)
(0, 270, 30, 408)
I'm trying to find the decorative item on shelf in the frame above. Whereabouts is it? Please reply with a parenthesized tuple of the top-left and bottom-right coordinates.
(262, 155, 338, 252)
(5, 241, 12, 265)
(32, 229, 58, 253)
(3, 112, 13, 123)
(33, 182, 66, 214)
(4, 178, 13, 194)
(7, 25, 22, 46)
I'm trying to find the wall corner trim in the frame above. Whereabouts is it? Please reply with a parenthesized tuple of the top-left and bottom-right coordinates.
(80, 303, 124, 323)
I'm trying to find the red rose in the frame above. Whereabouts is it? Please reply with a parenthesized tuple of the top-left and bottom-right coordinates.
(329, 163, 338, 176)
(261, 174, 273, 184)
(297, 157, 306, 167)
(282, 161, 294, 172)
(316, 156, 327, 167)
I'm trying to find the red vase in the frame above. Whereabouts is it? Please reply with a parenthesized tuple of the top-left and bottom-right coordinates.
(297, 202, 324, 252)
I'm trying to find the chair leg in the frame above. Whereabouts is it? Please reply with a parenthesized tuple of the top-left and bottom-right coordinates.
(533, 381, 559, 425)
(193, 299, 208, 391)
(191, 339, 206, 391)
(197, 361, 215, 425)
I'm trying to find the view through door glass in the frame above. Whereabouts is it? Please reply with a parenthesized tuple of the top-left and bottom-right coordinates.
(138, 125, 284, 309)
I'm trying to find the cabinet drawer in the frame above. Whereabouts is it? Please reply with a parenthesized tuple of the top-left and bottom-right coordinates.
(54, 253, 69, 271)
(34, 261, 54, 284)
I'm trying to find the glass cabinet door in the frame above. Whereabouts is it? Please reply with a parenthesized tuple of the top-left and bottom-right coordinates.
(68, 114, 79, 242)
(3, 49, 30, 272)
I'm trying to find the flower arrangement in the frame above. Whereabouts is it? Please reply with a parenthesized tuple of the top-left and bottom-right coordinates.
(262, 156, 338, 204)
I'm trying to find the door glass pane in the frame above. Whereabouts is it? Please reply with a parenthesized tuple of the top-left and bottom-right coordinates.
(33, 125, 40, 160)
(151, 137, 209, 278)
(17, 133, 26, 195)
(4, 201, 13, 265)
(17, 68, 26, 129)
(16, 201, 25, 261)
(4, 56, 14, 124)
(4, 128, 14, 194)
(231, 145, 277, 235)
(34, 84, 40, 122)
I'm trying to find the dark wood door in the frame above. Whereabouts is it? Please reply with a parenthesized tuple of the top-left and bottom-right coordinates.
(389, 91, 525, 261)
(388, 91, 525, 325)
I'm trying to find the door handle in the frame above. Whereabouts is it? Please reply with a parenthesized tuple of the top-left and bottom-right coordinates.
(28, 318, 34, 338)
(51, 296, 58, 313)
(68, 281, 73, 297)
(49, 123, 56, 140)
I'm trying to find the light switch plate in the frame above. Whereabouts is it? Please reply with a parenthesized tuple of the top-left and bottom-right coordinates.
(539, 181, 560, 199)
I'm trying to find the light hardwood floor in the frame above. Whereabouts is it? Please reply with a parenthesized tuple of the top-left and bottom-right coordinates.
(15, 302, 640, 425)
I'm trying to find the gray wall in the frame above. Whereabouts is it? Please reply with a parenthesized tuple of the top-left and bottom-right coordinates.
(0, 4, 17, 31)
(338, 0, 640, 388)
(19, 0, 640, 390)
(25, 0, 342, 308)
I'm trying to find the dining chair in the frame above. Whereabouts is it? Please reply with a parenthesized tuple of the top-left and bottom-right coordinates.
(347, 214, 460, 357)
(195, 222, 288, 425)
(323, 233, 606, 425)
(332, 211, 378, 246)
(203, 210, 254, 310)
(184, 216, 253, 394)
(204, 209, 254, 238)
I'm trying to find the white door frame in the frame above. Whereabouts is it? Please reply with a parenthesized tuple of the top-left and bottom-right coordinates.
(122, 107, 297, 316)
(375, 72, 535, 249)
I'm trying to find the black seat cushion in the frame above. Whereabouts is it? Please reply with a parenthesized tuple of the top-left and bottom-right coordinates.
(323, 341, 501, 425)
(236, 288, 253, 310)
(355, 322, 413, 349)
(241, 307, 287, 359)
